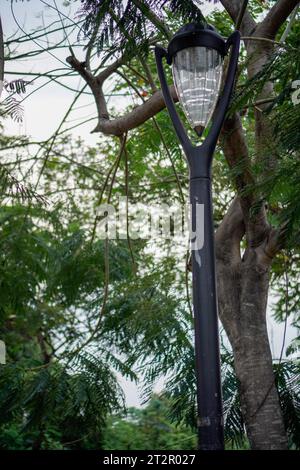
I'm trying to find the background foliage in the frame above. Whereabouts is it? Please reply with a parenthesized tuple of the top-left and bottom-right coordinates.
(0, 0, 299, 449)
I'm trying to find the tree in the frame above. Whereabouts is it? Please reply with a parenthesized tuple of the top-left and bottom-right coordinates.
(0, 184, 131, 449)
(103, 395, 197, 450)
(0, 130, 195, 449)
(2, 0, 299, 450)
(63, 0, 299, 449)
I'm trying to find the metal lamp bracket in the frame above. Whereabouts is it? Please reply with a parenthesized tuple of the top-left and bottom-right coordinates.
(155, 30, 240, 179)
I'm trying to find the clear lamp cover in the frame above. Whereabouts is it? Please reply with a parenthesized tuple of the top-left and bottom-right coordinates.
(172, 46, 223, 133)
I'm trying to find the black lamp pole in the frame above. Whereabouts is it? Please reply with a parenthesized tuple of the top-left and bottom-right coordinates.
(155, 24, 240, 450)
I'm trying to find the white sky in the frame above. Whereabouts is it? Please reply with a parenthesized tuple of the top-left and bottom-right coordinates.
(1, 0, 297, 407)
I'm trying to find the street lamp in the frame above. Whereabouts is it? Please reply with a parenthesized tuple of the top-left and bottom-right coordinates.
(155, 23, 240, 450)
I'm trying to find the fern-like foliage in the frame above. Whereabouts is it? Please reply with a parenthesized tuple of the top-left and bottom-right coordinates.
(78, 0, 206, 59)
(0, 79, 30, 122)
(229, 26, 300, 245)
(0, 96, 23, 122)
(162, 347, 299, 449)
(0, 355, 124, 449)
(275, 361, 300, 449)
(0, 201, 135, 449)
(0, 164, 46, 202)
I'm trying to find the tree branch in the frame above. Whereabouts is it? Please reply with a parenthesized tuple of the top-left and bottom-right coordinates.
(66, 54, 110, 119)
(215, 197, 245, 265)
(220, 0, 256, 36)
(236, 0, 249, 31)
(280, 4, 299, 43)
(93, 85, 178, 136)
(96, 57, 124, 84)
(85, 6, 102, 70)
(131, 0, 172, 40)
(66, 52, 177, 136)
(257, 222, 289, 265)
(220, 112, 269, 247)
(257, 0, 300, 39)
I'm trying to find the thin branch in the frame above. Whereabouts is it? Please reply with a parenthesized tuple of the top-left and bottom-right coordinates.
(139, 56, 158, 93)
(10, 2, 68, 68)
(257, 0, 300, 39)
(242, 97, 276, 109)
(90, 134, 128, 243)
(241, 36, 284, 47)
(220, 0, 256, 36)
(124, 145, 137, 272)
(33, 84, 90, 190)
(53, 0, 74, 55)
(39, 0, 83, 33)
(96, 57, 125, 84)
(68, 134, 128, 357)
(280, 4, 299, 43)
(126, 63, 149, 85)
(131, 0, 172, 40)
(5, 20, 82, 46)
(117, 69, 185, 202)
(84, 6, 102, 70)
(236, 0, 249, 31)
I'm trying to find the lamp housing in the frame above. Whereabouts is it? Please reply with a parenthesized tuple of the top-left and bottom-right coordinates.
(167, 23, 226, 134)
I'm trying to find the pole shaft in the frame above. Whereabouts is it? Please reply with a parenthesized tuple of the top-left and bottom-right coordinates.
(190, 176, 224, 450)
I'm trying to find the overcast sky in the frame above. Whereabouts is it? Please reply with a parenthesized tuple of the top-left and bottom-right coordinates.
(1, 0, 297, 407)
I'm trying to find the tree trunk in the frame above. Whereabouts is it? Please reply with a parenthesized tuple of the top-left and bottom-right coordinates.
(216, 200, 287, 449)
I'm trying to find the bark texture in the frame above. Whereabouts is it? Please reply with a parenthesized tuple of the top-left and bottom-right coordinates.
(215, 199, 287, 449)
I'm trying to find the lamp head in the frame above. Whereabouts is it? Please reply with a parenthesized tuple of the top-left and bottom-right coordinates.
(167, 23, 226, 135)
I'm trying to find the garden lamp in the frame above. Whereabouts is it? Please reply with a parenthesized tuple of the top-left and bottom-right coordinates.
(155, 23, 240, 450)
